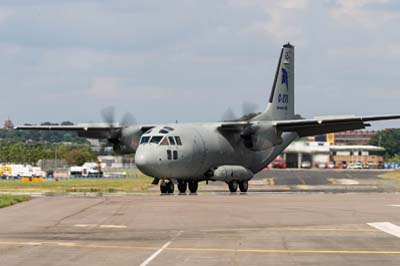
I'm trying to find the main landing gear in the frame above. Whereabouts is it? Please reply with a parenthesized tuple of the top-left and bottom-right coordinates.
(160, 180, 199, 194)
(228, 180, 248, 193)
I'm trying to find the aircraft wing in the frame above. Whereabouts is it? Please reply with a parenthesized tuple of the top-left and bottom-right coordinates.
(273, 114, 400, 137)
(15, 124, 154, 139)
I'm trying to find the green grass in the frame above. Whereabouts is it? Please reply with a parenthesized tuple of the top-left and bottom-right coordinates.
(0, 195, 31, 208)
(0, 169, 155, 193)
(379, 170, 400, 189)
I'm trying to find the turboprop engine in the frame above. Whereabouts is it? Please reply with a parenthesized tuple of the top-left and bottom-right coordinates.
(209, 165, 253, 182)
(242, 122, 283, 151)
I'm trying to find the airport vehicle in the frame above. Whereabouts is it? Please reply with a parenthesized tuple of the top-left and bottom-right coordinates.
(16, 43, 400, 193)
(271, 156, 286, 168)
(1, 164, 44, 179)
(69, 162, 103, 177)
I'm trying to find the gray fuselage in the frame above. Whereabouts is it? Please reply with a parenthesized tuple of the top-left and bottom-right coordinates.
(135, 123, 298, 181)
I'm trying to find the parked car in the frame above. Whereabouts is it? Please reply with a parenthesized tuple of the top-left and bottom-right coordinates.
(347, 162, 363, 169)
(301, 161, 311, 168)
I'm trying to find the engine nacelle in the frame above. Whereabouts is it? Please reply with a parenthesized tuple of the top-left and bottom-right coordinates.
(250, 123, 282, 151)
(210, 165, 253, 182)
(113, 143, 136, 154)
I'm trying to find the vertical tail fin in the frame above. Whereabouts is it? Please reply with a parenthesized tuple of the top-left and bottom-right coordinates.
(254, 43, 295, 121)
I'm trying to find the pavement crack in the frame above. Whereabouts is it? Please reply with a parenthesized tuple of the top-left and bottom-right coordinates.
(48, 197, 107, 229)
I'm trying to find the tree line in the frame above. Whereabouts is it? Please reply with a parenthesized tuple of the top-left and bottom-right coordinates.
(0, 142, 97, 166)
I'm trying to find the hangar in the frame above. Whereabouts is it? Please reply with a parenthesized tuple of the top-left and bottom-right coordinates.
(281, 141, 385, 168)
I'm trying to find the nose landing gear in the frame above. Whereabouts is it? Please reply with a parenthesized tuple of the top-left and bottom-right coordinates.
(160, 180, 174, 194)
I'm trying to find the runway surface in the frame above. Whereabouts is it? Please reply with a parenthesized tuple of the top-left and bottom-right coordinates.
(0, 193, 399, 265)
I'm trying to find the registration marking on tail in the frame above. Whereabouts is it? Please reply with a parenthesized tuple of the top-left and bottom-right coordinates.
(368, 222, 400, 238)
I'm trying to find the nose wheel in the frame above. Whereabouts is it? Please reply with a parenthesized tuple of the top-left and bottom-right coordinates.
(160, 180, 174, 194)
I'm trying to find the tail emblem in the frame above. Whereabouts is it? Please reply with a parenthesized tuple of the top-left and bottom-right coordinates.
(281, 68, 288, 89)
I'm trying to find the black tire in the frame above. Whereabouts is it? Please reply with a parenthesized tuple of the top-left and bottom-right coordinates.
(228, 180, 238, 192)
(239, 180, 248, 192)
(167, 182, 174, 194)
(178, 181, 187, 193)
(160, 182, 168, 194)
(188, 181, 198, 193)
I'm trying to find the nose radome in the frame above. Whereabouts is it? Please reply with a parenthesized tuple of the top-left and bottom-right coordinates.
(135, 148, 149, 173)
(135, 147, 158, 176)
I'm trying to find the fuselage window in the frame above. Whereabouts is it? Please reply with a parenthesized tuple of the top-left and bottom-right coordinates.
(150, 136, 163, 144)
(167, 150, 172, 160)
(173, 150, 178, 160)
(168, 136, 176, 145)
(175, 136, 182, 145)
(160, 137, 169, 145)
(140, 136, 150, 144)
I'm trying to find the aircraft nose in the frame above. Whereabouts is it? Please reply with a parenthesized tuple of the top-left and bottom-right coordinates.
(135, 147, 158, 176)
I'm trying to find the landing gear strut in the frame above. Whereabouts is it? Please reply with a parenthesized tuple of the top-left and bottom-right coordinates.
(188, 181, 198, 193)
(160, 180, 174, 194)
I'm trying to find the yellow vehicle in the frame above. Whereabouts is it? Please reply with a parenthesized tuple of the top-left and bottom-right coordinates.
(21, 176, 44, 182)
(0, 165, 12, 178)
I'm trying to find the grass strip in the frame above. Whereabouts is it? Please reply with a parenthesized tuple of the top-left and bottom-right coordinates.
(378, 170, 400, 189)
(0, 195, 31, 208)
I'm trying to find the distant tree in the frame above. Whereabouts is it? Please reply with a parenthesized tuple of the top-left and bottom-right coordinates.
(40, 122, 59, 126)
(61, 121, 74, 125)
(369, 129, 400, 157)
(58, 144, 97, 166)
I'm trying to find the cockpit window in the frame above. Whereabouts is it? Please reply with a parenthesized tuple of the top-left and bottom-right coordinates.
(140, 136, 150, 144)
(160, 137, 169, 145)
(168, 136, 176, 145)
(175, 136, 182, 145)
(164, 126, 175, 131)
(144, 129, 152, 134)
(159, 129, 169, 134)
(150, 136, 163, 144)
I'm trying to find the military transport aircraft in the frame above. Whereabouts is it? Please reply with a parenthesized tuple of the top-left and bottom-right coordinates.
(17, 43, 400, 194)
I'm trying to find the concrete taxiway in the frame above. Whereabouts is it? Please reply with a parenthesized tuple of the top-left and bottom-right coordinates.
(0, 192, 399, 266)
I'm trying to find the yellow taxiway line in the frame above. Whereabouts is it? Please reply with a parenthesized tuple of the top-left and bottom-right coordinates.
(0, 241, 399, 255)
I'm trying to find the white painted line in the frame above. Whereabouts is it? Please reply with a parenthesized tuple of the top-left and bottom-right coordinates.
(99, 225, 127, 229)
(74, 224, 97, 227)
(23, 242, 42, 246)
(58, 242, 77, 247)
(368, 222, 400, 238)
(388, 205, 400, 207)
(139, 241, 172, 266)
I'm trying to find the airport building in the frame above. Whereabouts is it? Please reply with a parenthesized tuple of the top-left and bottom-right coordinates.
(280, 141, 385, 169)
(314, 130, 377, 145)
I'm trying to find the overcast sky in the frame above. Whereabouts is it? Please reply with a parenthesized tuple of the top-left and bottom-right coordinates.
(1, 0, 400, 128)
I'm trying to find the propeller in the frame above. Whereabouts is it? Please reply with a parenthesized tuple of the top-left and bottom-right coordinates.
(222, 102, 260, 149)
(222, 102, 259, 122)
(101, 106, 138, 154)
